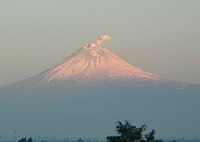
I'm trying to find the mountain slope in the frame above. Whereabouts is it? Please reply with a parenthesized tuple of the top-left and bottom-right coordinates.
(31, 35, 161, 84)
(0, 35, 200, 139)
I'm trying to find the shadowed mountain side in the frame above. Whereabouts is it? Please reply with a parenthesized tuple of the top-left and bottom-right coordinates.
(0, 81, 200, 139)
(0, 35, 200, 139)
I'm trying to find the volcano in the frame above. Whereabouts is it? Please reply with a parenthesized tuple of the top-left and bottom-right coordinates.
(41, 36, 160, 82)
(0, 35, 200, 139)
(19, 35, 161, 86)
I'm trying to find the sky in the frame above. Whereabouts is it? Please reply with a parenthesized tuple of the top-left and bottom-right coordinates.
(0, 1, 200, 140)
(0, 0, 200, 86)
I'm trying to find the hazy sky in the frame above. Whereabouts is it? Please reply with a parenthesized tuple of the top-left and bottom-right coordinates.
(0, 0, 200, 86)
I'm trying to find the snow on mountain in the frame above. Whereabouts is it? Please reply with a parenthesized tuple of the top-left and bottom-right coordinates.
(0, 35, 200, 139)
(35, 35, 160, 84)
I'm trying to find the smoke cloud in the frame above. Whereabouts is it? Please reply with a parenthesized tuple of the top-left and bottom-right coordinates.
(91, 35, 111, 48)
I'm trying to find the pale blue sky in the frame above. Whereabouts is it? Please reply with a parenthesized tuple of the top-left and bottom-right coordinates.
(0, 0, 200, 85)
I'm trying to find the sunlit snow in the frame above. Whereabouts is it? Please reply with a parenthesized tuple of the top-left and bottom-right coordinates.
(37, 35, 160, 83)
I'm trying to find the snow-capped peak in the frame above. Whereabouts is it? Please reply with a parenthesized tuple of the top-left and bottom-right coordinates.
(37, 35, 160, 83)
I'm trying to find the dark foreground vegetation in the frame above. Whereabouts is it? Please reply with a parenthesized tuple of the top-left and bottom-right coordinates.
(15, 120, 163, 142)
(107, 120, 163, 142)
(15, 120, 199, 142)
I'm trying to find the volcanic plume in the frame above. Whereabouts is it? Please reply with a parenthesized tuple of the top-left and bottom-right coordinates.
(27, 35, 161, 85)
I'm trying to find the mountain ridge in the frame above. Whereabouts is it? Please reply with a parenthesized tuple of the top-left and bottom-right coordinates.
(23, 35, 161, 85)
(0, 35, 200, 139)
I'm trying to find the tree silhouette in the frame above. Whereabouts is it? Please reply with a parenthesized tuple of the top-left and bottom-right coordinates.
(107, 120, 163, 142)
(145, 129, 156, 142)
(107, 120, 147, 142)
(27, 138, 33, 142)
(18, 137, 27, 142)
(18, 137, 33, 142)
